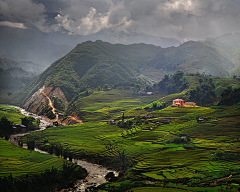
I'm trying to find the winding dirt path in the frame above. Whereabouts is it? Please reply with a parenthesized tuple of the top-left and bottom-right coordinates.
(41, 92, 58, 121)
(211, 174, 232, 186)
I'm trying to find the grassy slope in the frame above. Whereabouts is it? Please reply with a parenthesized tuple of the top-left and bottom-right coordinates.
(4, 76, 240, 191)
(0, 105, 26, 124)
(0, 105, 40, 129)
(0, 138, 72, 178)
(24, 104, 240, 191)
(0, 105, 87, 183)
(67, 89, 165, 121)
(7, 40, 236, 107)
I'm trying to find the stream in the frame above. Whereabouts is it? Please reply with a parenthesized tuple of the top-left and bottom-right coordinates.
(8, 106, 118, 192)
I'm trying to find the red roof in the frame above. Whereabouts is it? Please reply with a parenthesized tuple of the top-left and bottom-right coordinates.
(173, 99, 184, 101)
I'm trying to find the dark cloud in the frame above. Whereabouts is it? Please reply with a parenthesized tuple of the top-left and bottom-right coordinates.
(2, 0, 240, 40)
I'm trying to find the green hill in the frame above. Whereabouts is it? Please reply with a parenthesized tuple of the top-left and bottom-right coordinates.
(7, 40, 238, 115)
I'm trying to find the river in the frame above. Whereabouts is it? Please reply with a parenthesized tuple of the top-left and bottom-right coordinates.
(8, 105, 118, 192)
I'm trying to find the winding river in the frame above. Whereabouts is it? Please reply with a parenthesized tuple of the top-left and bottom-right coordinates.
(8, 106, 117, 192)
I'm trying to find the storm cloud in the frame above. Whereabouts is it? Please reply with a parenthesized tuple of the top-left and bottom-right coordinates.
(1, 0, 240, 40)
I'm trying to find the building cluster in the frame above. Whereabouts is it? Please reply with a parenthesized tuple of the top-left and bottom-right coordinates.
(172, 99, 196, 107)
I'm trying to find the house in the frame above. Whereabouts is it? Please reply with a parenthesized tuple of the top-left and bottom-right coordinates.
(109, 120, 116, 125)
(197, 117, 207, 123)
(13, 124, 27, 133)
(145, 114, 154, 119)
(58, 113, 64, 119)
(184, 102, 196, 106)
(147, 92, 153, 95)
(172, 99, 196, 107)
(161, 119, 170, 124)
(181, 136, 188, 142)
(139, 92, 146, 95)
(172, 99, 185, 107)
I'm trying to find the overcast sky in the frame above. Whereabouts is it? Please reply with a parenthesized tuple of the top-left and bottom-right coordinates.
(1, 0, 240, 41)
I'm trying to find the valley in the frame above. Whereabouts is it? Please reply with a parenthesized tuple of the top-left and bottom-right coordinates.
(1, 73, 240, 191)
(1, 40, 240, 192)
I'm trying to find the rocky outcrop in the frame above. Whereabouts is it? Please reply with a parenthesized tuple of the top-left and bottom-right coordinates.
(22, 86, 69, 114)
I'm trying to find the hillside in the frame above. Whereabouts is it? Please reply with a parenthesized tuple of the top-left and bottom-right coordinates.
(6, 40, 238, 116)
(22, 89, 240, 191)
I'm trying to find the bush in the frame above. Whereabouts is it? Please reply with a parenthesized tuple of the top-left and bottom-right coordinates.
(144, 101, 167, 110)
(47, 110, 56, 119)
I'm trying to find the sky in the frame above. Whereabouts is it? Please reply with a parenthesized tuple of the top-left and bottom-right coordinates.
(0, 0, 240, 41)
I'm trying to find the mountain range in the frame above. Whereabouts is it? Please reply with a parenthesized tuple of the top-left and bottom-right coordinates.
(0, 22, 181, 74)
(5, 38, 240, 115)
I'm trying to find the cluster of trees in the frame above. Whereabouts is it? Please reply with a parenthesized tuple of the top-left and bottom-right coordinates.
(112, 81, 142, 92)
(0, 116, 39, 139)
(218, 87, 240, 106)
(52, 96, 65, 112)
(153, 71, 189, 94)
(0, 117, 13, 138)
(0, 163, 87, 192)
(189, 77, 216, 106)
(209, 150, 240, 161)
(166, 134, 191, 144)
(144, 101, 167, 111)
(26, 139, 35, 150)
(47, 143, 74, 162)
(117, 113, 133, 129)
(118, 120, 133, 129)
(36, 102, 56, 119)
(111, 150, 133, 171)
(21, 116, 38, 131)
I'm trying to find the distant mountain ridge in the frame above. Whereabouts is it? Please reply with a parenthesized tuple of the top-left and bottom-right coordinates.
(0, 22, 181, 70)
(7, 40, 238, 115)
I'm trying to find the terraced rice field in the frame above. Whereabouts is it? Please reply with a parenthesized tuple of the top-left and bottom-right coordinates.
(0, 138, 70, 178)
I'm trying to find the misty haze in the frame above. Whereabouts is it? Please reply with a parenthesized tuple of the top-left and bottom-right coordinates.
(0, 0, 240, 192)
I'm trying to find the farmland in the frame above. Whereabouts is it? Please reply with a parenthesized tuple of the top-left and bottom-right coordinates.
(22, 103, 240, 191)
(1, 76, 240, 191)
(0, 138, 69, 178)
(0, 105, 28, 124)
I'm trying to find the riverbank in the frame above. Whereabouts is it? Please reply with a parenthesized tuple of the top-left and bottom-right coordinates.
(6, 105, 117, 191)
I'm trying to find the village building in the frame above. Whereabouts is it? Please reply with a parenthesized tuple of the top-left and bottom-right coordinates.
(172, 99, 196, 107)
(12, 124, 27, 133)
(172, 99, 184, 107)
(145, 114, 154, 119)
(58, 113, 64, 119)
(184, 102, 196, 106)
(161, 119, 170, 124)
(109, 120, 116, 125)
(146, 92, 153, 95)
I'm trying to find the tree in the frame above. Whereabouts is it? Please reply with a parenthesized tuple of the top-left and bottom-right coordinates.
(218, 87, 240, 106)
(122, 112, 125, 122)
(27, 139, 35, 150)
(189, 77, 216, 106)
(0, 117, 13, 137)
(21, 117, 35, 127)
(103, 84, 109, 90)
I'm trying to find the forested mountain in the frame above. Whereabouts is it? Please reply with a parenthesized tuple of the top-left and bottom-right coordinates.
(204, 33, 240, 76)
(5, 40, 239, 114)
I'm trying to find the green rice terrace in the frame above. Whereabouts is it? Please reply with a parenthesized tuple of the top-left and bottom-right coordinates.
(0, 105, 87, 191)
(0, 138, 71, 177)
(1, 75, 240, 191)
(21, 92, 240, 190)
